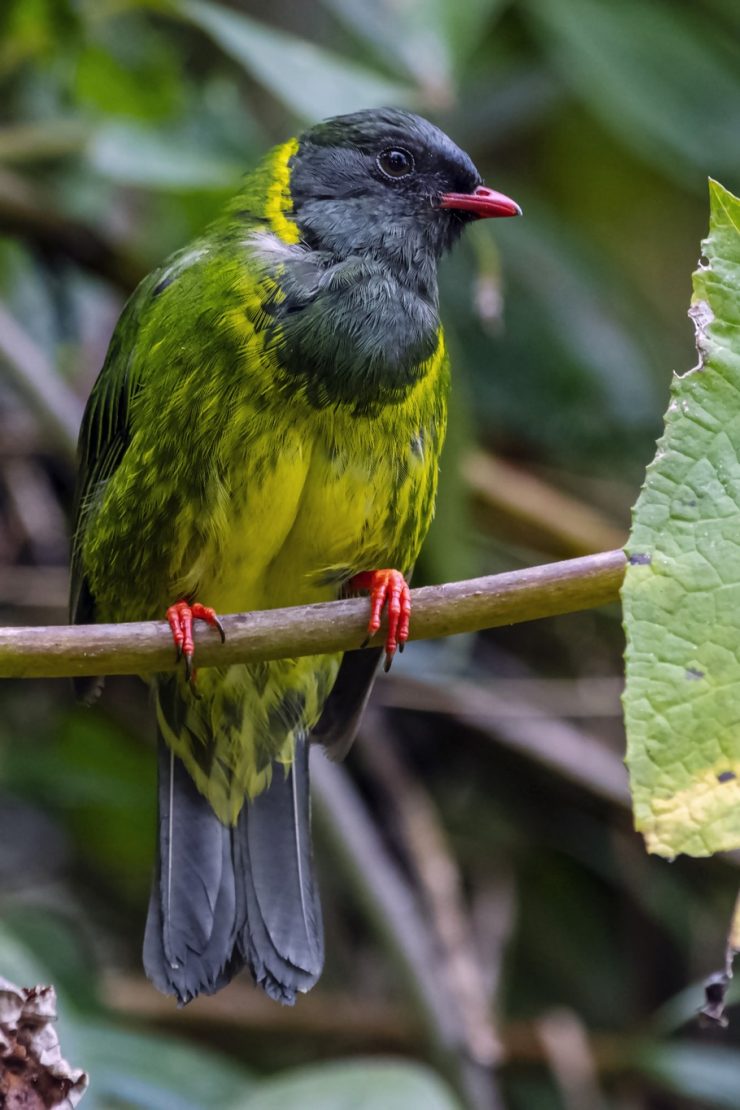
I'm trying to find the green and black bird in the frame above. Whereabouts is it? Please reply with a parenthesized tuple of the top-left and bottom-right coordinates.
(71, 108, 520, 1004)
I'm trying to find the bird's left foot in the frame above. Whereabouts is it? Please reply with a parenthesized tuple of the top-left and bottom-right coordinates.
(166, 600, 225, 682)
(349, 569, 411, 672)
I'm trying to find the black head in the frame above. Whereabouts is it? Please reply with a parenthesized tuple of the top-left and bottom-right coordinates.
(289, 109, 519, 278)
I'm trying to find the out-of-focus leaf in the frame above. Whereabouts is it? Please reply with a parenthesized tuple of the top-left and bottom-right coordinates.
(0, 912, 98, 1012)
(321, 0, 451, 101)
(324, 0, 506, 91)
(703, 0, 740, 31)
(4, 705, 154, 898)
(450, 67, 563, 152)
(478, 209, 660, 459)
(505, 1074, 562, 1110)
(75, 41, 182, 121)
(635, 1042, 740, 1108)
(73, 1022, 254, 1110)
(425, 0, 508, 68)
(0, 921, 254, 1110)
(525, 0, 740, 183)
(0, 0, 80, 72)
(508, 214, 667, 424)
(88, 123, 242, 190)
(237, 1060, 460, 1110)
(321, 0, 503, 101)
(623, 181, 740, 857)
(0, 922, 55, 994)
(176, 0, 413, 123)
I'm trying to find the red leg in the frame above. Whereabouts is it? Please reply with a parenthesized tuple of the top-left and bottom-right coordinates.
(166, 600, 225, 682)
(349, 569, 411, 671)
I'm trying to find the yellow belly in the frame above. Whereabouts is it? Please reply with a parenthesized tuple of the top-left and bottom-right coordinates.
(196, 406, 433, 617)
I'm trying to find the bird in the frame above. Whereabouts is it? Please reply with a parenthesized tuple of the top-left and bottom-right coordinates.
(70, 107, 520, 1006)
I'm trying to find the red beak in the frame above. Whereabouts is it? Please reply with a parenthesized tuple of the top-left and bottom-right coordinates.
(440, 185, 522, 219)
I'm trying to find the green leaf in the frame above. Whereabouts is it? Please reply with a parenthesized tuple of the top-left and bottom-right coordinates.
(0, 912, 99, 1012)
(635, 1042, 740, 1108)
(320, 0, 453, 95)
(622, 180, 740, 857)
(321, 0, 506, 92)
(236, 1060, 461, 1110)
(175, 0, 413, 123)
(0, 922, 57, 994)
(74, 39, 182, 121)
(0, 921, 254, 1110)
(4, 706, 155, 899)
(74, 1022, 254, 1110)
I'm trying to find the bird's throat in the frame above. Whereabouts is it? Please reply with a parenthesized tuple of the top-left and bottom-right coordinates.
(249, 238, 442, 413)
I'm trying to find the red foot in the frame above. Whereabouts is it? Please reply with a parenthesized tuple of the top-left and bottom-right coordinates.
(166, 600, 225, 682)
(350, 569, 411, 671)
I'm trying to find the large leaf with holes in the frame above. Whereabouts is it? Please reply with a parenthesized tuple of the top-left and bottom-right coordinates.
(623, 180, 740, 857)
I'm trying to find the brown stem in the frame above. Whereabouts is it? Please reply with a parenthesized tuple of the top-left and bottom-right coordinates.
(0, 549, 626, 679)
(0, 304, 82, 461)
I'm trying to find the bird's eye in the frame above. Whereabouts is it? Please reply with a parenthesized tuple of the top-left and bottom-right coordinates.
(377, 148, 415, 179)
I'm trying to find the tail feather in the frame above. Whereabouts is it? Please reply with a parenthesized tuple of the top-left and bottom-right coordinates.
(144, 731, 324, 1006)
(311, 647, 382, 760)
(235, 736, 324, 1003)
(143, 736, 241, 1003)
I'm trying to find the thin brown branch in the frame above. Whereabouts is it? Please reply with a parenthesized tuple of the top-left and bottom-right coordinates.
(0, 549, 626, 679)
(0, 303, 82, 461)
(356, 708, 502, 1067)
(463, 450, 627, 557)
(103, 973, 417, 1045)
(0, 167, 145, 291)
(311, 756, 505, 1110)
(376, 672, 631, 808)
(103, 972, 628, 1074)
(0, 567, 68, 609)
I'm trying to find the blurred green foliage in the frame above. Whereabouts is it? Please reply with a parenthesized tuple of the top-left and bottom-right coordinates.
(1, 1, 740, 1108)
(0, 919, 461, 1109)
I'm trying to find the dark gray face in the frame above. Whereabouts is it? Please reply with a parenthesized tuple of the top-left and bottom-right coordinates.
(290, 109, 484, 268)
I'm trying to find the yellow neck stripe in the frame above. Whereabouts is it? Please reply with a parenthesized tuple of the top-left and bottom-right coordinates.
(264, 138, 300, 245)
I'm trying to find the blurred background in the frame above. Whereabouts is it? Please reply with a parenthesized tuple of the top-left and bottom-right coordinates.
(1, 0, 740, 1107)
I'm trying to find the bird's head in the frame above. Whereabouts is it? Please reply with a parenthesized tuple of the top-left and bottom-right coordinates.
(287, 108, 520, 275)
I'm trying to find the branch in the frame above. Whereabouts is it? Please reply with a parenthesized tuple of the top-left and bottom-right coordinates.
(0, 303, 82, 462)
(0, 167, 145, 291)
(0, 549, 626, 679)
(463, 449, 627, 557)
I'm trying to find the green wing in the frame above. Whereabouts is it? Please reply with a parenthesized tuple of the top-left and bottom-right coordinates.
(70, 244, 208, 627)
(70, 272, 157, 627)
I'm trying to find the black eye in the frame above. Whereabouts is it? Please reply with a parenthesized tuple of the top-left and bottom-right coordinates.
(377, 148, 415, 179)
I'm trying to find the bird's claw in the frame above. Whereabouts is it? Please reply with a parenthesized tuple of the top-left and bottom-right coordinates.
(349, 569, 411, 670)
(166, 600, 225, 685)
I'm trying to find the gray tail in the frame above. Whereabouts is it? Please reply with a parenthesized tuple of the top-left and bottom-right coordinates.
(143, 733, 323, 1005)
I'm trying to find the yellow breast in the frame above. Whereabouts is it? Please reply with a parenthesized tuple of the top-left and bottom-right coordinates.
(183, 335, 448, 617)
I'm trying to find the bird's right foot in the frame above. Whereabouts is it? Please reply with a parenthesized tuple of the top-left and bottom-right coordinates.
(166, 600, 225, 682)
